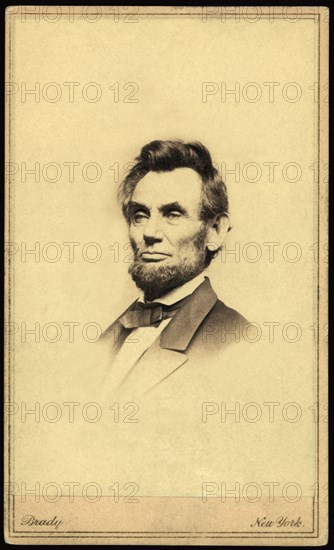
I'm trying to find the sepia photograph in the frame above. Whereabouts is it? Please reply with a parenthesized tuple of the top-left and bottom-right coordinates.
(5, 5, 328, 545)
(99, 139, 252, 398)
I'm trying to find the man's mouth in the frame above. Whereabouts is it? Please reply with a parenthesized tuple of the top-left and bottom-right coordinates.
(141, 252, 171, 262)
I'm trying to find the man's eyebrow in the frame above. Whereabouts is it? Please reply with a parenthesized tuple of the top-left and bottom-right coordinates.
(159, 202, 188, 215)
(128, 201, 150, 211)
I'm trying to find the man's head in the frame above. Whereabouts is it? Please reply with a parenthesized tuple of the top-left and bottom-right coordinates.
(118, 140, 230, 300)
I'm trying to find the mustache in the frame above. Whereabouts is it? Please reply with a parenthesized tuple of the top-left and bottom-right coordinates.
(129, 232, 210, 258)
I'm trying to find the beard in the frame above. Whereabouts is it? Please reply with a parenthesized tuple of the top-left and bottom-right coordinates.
(128, 228, 208, 302)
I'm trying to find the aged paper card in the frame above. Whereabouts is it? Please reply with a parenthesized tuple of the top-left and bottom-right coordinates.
(5, 6, 328, 545)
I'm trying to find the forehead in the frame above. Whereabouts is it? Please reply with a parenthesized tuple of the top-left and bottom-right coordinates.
(132, 168, 202, 209)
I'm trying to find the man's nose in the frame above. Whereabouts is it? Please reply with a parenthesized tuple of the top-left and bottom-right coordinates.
(143, 215, 164, 241)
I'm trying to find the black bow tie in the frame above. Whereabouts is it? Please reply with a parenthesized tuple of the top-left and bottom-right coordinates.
(119, 300, 183, 329)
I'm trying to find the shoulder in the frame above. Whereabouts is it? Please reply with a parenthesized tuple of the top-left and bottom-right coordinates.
(187, 297, 250, 353)
(205, 298, 249, 327)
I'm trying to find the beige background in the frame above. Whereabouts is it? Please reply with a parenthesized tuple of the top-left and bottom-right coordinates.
(6, 6, 327, 545)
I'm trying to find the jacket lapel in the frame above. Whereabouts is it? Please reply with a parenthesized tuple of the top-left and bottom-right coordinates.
(119, 278, 218, 396)
(118, 338, 189, 397)
(100, 300, 137, 358)
(160, 277, 218, 351)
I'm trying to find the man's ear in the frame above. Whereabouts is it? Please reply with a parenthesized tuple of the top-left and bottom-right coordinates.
(206, 215, 230, 253)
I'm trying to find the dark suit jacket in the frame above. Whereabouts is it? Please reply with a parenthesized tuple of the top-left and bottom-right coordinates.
(99, 277, 249, 397)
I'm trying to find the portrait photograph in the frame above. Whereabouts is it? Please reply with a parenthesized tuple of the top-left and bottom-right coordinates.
(4, 5, 328, 545)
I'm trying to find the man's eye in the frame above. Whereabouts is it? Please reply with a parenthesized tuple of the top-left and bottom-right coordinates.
(166, 211, 182, 219)
(133, 211, 149, 223)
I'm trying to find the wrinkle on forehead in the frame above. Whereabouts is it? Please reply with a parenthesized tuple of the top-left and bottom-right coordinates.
(132, 168, 203, 214)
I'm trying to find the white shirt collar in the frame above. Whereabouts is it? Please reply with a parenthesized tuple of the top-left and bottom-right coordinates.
(138, 273, 206, 306)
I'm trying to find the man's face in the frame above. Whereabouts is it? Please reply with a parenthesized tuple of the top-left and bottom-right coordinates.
(127, 168, 209, 300)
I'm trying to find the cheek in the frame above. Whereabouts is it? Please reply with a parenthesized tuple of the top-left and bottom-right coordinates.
(129, 224, 142, 244)
(171, 225, 205, 253)
(168, 221, 201, 239)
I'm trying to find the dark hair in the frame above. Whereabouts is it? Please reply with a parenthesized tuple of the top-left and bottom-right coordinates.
(118, 140, 230, 264)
